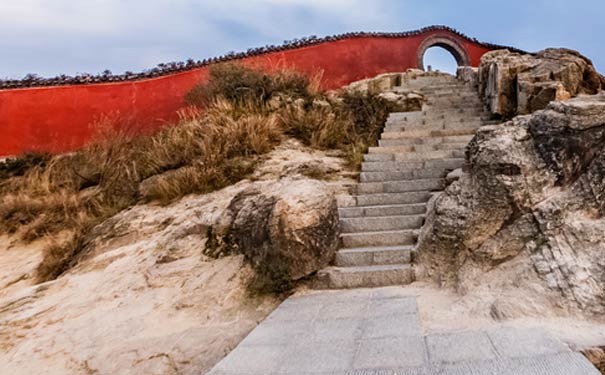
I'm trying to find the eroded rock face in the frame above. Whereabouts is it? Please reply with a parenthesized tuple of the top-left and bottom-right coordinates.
(417, 93, 605, 316)
(207, 178, 340, 289)
(343, 71, 427, 112)
(479, 48, 605, 118)
(0, 139, 350, 374)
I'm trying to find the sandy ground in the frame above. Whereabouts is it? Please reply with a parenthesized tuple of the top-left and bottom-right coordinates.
(0, 140, 353, 374)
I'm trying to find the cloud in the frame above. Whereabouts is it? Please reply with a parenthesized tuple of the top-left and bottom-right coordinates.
(0, 1, 603, 77)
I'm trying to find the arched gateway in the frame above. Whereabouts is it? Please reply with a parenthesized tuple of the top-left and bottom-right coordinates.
(416, 34, 471, 70)
(0, 26, 523, 156)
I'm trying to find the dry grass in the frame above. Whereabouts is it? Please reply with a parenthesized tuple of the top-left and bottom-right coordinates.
(0, 62, 389, 283)
(185, 63, 312, 107)
(278, 91, 389, 167)
(0, 99, 283, 282)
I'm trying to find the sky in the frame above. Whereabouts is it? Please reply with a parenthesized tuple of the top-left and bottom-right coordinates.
(1, 0, 604, 79)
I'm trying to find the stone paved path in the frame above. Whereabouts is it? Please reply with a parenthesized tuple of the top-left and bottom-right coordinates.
(317, 73, 497, 289)
(208, 287, 599, 374)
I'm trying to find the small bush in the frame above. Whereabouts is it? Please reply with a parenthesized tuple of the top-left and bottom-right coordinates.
(0, 152, 51, 181)
(36, 229, 90, 283)
(278, 92, 389, 167)
(185, 63, 312, 108)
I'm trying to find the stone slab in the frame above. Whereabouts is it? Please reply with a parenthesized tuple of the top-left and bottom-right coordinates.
(487, 327, 570, 358)
(353, 336, 427, 369)
(426, 330, 498, 364)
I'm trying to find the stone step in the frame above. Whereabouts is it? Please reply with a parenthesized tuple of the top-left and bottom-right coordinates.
(359, 168, 448, 182)
(420, 87, 477, 94)
(361, 158, 465, 172)
(316, 264, 415, 289)
(386, 115, 482, 126)
(383, 123, 482, 134)
(379, 135, 474, 147)
(426, 95, 481, 102)
(352, 191, 431, 206)
(424, 93, 479, 101)
(384, 121, 481, 131)
(338, 203, 426, 218)
(422, 104, 483, 113)
(400, 77, 458, 86)
(335, 245, 413, 267)
(363, 150, 464, 162)
(356, 178, 445, 194)
(340, 214, 424, 233)
(386, 115, 484, 125)
(389, 108, 485, 120)
(341, 229, 418, 248)
(387, 113, 483, 121)
(368, 142, 469, 154)
(381, 128, 478, 140)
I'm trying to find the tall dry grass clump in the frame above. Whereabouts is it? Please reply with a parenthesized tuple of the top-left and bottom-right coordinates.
(185, 63, 314, 107)
(0, 62, 389, 283)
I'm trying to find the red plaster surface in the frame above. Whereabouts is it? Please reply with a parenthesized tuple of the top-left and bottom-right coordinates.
(0, 29, 494, 156)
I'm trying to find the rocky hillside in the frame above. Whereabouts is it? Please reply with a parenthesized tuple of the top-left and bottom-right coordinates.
(418, 49, 605, 320)
(0, 63, 403, 374)
(0, 140, 352, 374)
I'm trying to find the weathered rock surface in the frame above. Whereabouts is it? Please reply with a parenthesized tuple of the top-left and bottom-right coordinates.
(480, 48, 605, 118)
(343, 70, 427, 112)
(457, 66, 479, 88)
(207, 178, 340, 288)
(0, 139, 350, 374)
(377, 91, 424, 112)
(417, 93, 605, 317)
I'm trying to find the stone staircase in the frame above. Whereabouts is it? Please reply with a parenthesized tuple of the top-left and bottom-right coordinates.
(317, 73, 492, 289)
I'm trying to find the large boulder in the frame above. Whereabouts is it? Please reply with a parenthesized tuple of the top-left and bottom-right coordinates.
(479, 48, 605, 118)
(417, 93, 605, 317)
(206, 177, 340, 291)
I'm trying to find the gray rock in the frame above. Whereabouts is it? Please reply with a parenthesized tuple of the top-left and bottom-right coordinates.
(417, 94, 605, 315)
(479, 48, 605, 118)
(206, 178, 340, 289)
(457, 66, 479, 87)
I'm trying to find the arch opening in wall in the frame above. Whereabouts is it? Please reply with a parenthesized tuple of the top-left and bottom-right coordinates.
(417, 35, 470, 73)
(422, 46, 459, 74)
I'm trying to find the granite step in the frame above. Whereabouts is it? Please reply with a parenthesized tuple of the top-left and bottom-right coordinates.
(316, 264, 415, 289)
(341, 229, 418, 248)
(356, 178, 445, 194)
(363, 150, 464, 162)
(335, 245, 414, 267)
(388, 108, 486, 120)
(368, 142, 470, 154)
(381, 128, 478, 140)
(340, 214, 424, 233)
(384, 120, 483, 132)
(352, 191, 431, 206)
(361, 158, 465, 172)
(378, 135, 474, 147)
(359, 169, 448, 182)
(385, 116, 482, 127)
(338, 203, 427, 218)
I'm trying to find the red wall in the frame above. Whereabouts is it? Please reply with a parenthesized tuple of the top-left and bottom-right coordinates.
(0, 29, 494, 156)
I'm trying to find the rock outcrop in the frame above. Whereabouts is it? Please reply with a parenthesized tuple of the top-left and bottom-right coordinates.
(0, 139, 350, 374)
(479, 48, 605, 118)
(206, 178, 340, 290)
(343, 71, 430, 112)
(417, 93, 605, 317)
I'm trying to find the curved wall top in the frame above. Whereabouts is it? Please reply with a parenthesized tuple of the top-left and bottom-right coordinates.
(0, 26, 523, 156)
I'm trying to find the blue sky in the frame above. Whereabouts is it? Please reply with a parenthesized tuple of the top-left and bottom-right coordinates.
(1, 0, 603, 78)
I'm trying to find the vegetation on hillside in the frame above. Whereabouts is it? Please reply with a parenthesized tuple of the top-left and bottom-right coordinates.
(0, 63, 389, 284)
